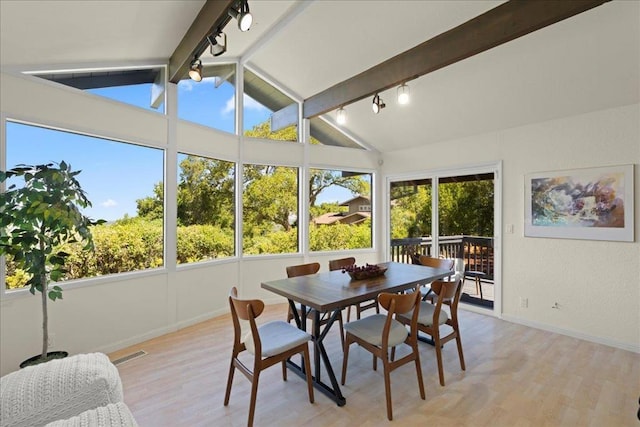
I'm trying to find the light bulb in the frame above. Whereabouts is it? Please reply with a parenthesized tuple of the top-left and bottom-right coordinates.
(337, 107, 346, 125)
(397, 83, 410, 105)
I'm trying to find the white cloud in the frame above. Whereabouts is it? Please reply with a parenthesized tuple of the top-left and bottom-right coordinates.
(101, 199, 118, 208)
(221, 94, 267, 116)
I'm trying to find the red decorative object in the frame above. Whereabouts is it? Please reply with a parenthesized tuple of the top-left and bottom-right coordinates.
(343, 264, 387, 280)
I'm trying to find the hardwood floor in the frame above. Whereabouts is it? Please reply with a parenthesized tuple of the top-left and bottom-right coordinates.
(110, 304, 640, 426)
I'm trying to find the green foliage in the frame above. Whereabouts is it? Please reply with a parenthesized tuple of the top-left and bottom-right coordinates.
(309, 220, 372, 251)
(244, 120, 298, 142)
(177, 224, 234, 263)
(390, 180, 493, 238)
(0, 162, 103, 358)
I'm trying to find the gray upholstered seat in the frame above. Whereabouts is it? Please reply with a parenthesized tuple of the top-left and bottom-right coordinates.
(343, 314, 408, 347)
(399, 301, 448, 327)
(244, 320, 312, 357)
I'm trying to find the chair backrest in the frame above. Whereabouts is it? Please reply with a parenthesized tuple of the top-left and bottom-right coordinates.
(286, 262, 320, 278)
(418, 255, 454, 271)
(328, 257, 356, 271)
(377, 290, 421, 347)
(430, 276, 463, 310)
(228, 287, 265, 354)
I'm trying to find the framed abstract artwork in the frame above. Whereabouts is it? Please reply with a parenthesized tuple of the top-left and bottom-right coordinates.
(525, 164, 634, 242)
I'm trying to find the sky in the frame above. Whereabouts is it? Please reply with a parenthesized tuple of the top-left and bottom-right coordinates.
(4, 77, 355, 221)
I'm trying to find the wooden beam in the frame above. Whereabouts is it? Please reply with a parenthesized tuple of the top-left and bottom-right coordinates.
(303, 0, 610, 119)
(168, 0, 235, 84)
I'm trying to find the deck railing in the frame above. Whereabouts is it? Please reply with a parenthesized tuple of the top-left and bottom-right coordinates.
(390, 235, 494, 280)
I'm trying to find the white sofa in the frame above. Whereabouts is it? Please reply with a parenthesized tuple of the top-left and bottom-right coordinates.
(0, 353, 137, 427)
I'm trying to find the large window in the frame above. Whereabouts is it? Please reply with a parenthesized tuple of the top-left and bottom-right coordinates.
(3, 121, 164, 291)
(243, 69, 297, 142)
(242, 164, 298, 254)
(176, 154, 236, 263)
(309, 169, 372, 251)
(178, 63, 236, 133)
(33, 68, 166, 113)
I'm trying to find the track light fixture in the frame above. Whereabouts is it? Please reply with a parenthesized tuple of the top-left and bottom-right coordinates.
(372, 94, 385, 114)
(229, 0, 253, 32)
(336, 107, 347, 125)
(207, 32, 227, 57)
(397, 83, 410, 105)
(188, 59, 203, 82)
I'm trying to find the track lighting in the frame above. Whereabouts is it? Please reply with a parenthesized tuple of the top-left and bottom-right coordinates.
(336, 107, 347, 125)
(372, 94, 385, 114)
(229, 0, 253, 32)
(188, 59, 203, 82)
(397, 83, 410, 105)
(207, 32, 227, 57)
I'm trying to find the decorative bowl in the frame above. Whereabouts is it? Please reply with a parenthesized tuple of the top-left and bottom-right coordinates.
(346, 266, 387, 280)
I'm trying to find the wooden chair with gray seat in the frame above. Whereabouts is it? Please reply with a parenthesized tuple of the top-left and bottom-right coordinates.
(286, 262, 345, 349)
(224, 287, 314, 427)
(396, 276, 466, 386)
(341, 290, 425, 421)
(417, 255, 454, 301)
(328, 257, 380, 322)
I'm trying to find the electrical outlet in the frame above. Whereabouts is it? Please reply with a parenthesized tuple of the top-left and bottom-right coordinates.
(506, 224, 515, 234)
(520, 297, 528, 308)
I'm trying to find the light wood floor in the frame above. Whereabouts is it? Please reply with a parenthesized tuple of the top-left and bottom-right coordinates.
(110, 304, 640, 426)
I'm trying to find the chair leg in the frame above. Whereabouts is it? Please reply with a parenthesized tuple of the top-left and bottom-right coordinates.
(373, 353, 377, 371)
(455, 332, 466, 371)
(341, 335, 352, 385)
(477, 277, 483, 300)
(434, 332, 446, 386)
(247, 371, 260, 427)
(346, 306, 352, 322)
(223, 357, 236, 406)
(337, 311, 345, 352)
(383, 359, 393, 421)
(302, 347, 315, 403)
(414, 347, 426, 400)
(281, 360, 287, 381)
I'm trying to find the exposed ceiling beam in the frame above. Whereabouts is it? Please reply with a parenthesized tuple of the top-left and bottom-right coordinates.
(302, 0, 610, 119)
(168, 0, 236, 84)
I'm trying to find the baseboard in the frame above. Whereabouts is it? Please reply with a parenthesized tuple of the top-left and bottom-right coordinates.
(502, 314, 640, 354)
(95, 308, 230, 356)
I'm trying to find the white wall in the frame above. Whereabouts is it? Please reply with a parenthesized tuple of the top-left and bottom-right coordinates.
(0, 72, 380, 375)
(382, 103, 640, 351)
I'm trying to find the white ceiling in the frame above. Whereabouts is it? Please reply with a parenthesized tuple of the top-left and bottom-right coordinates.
(1, 0, 638, 153)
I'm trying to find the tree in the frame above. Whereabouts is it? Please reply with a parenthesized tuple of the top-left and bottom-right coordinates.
(0, 162, 103, 363)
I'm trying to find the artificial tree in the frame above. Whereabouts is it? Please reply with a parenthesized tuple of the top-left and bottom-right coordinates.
(0, 162, 103, 365)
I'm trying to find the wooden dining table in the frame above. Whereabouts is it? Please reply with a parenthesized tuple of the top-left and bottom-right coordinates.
(261, 261, 452, 406)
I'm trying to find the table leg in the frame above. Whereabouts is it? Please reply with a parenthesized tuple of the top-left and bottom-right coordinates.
(285, 307, 346, 407)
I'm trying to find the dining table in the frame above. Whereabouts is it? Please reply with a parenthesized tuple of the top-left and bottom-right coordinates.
(261, 261, 452, 406)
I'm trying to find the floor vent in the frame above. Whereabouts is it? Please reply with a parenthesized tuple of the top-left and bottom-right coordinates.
(112, 350, 148, 366)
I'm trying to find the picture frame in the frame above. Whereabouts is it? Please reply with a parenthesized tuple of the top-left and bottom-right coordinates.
(524, 164, 634, 242)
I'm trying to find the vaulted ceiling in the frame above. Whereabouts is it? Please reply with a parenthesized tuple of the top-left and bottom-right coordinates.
(1, 0, 638, 153)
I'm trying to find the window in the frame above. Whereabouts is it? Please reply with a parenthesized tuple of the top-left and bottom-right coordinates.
(178, 64, 236, 133)
(176, 154, 236, 263)
(33, 68, 166, 113)
(309, 169, 372, 251)
(243, 69, 297, 142)
(3, 121, 164, 291)
(242, 164, 298, 254)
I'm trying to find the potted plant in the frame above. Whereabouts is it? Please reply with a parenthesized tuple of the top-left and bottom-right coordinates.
(0, 162, 103, 367)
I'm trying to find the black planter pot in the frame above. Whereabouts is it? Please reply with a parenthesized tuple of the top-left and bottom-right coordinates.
(20, 351, 69, 369)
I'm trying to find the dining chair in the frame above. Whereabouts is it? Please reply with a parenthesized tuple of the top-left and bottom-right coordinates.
(417, 255, 455, 301)
(286, 262, 345, 350)
(397, 276, 466, 386)
(328, 257, 380, 322)
(224, 287, 314, 427)
(341, 290, 425, 421)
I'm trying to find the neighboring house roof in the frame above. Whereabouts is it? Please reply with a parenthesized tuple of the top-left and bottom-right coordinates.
(339, 195, 370, 206)
(312, 211, 371, 225)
